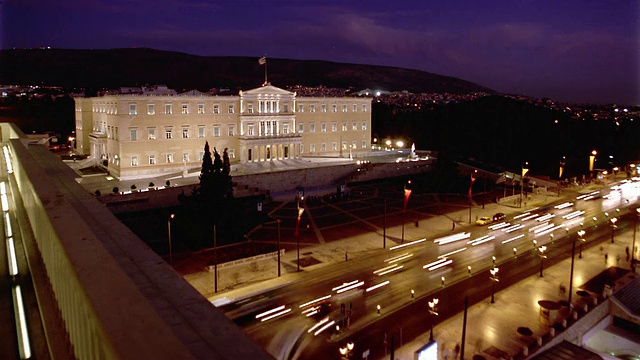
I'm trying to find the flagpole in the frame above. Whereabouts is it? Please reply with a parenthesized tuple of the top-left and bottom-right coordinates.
(264, 58, 268, 85)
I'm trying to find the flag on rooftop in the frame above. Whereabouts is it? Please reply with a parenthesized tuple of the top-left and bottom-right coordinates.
(258, 56, 266, 65)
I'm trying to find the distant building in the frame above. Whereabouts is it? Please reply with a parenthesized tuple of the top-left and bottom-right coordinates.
(75, 83, 372, 179)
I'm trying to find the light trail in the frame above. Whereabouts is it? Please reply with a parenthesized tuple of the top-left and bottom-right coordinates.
(255, 305, 285, 319)
(521, 213, 540, 221)
(562, 210, 585, 220)
(260, 308, 292, 322)
(427, 259, 453, 271)
(336, 281, 365, 294)
(554, 202, 574, 209)
(503, 224, 524, 233)
(468, 235, 495, 246)
(501, 234, 524, 244)
(299, 295, 332, 309)
(488, 222, 510, 230)
(434, 232, 470, 245)
(5, 212, 12, 238)
(437, 247, 467, 259)
(314, 320, 335, 336)
(537, 214, 555, 222)
(532, 223, 555, 234)
(422, 258, 448, 269)
(513, 212, 530, 219)
(389, 238, 426, 250)
(12, 285, 31, 359)
(384, 253, 413, 263)
(529, 222, 550, 233)
(308, 317, 329, 333)
(366, 280, 390, 292)
(375, 265, 404, 276)
(332, 280, 359, 292)
(7, 237, 18, 276)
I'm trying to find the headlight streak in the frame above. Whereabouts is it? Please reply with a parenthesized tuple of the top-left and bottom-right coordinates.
(365, 280, 390, 292)
(537, 214, 555, 222)
(577, 191, 599, 200)
(384, 253, 413, 263)
(501, 234, 524, 244)
(12, 285, 31, 359)
(314, 320, 335, 336)
(427, 259, 453, 271)
(255, 305, 285, 319)
(336, 281, 364, 294)
(434, 232, 470, 245)
(535, 224, 565, 237)
(520, 213, 540, 221)
(299, 295, 332, 309)
(260, 308, 292, 322)
(7, 237, 18, 276)
(502, 224, 524, 233)
(529, 222, 551, 233)
(488, 222, 509, 230)
(5, 212, 12, 238)
(468, 235, 495, 246)
(423, 258, 448, 269)
(554, 202, 574, 209)
(513, 212, 530, 219)
(437, 247, 467, 259)
(375, 265, 404, 276)
(562, 210, 585, 220)
(389, 238, 426, 250)
(308, 317, 329, 333)
(332, 280, 359, 292)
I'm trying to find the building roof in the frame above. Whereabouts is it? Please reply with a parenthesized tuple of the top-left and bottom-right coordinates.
(531, 340, 603, 360)
(614, 273, 640, 316)
(241, 84, 295, 96)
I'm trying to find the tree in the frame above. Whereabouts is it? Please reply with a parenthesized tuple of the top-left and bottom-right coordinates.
(199, 141, 215, 196)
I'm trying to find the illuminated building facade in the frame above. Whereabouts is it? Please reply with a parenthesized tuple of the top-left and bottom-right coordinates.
(75, 84, 372, 179)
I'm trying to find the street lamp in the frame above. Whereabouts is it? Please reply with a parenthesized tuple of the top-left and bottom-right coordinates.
(168, 213, 175, 265)
(578, 230, 586, 258)
(277, 219, 281, 277)
(428, 298, 439, 342)
(339, 342, 355, 359)
(633, 209, 640, 266)
(492, 255, 496, 265)
(539, 246, 547, 277)
(490, 267, 499, 304)
(402, 180, 412, 243)
(532, 239, 537, 250)
(610, 218, 618, 243)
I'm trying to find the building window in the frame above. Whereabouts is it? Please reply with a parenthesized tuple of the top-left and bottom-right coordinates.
(228, 125, 235, 136)
(198, 151, 204, 160)
(228, 149, 235, 158)
(198, 126, 205, 138)
(332, 122, 337, 132)
(309, 123, 316, 133)
(332, 104, 337, 112)
(131, 155, 138, 167)
(148, 128, 156, 140)
(283, 123, 289, 134)
(362, 140, 367, 149)
(228, 104, 234, 113)
(130, 129, 137, 141)
(352, 141, 357, 149)
(352, 122, 357, 131)
(321, 143, 326, 151)
(310, 104, 316, 112)
(353, 104, 358, 112)
(362, 122, 367, 130)
(332, 142, 337, 151)
(182, 128, 189, 139)
(321, 122, 327, 132)
(310, 144, 315, 153)
(181, 104, 188, 114)
(213, 104, 220, 114)
(247, 125, 254, 136)
(166, 154, 173, 163)
(298, 104, 304, 113)
(363, 104, 368, 112)
(165, 104, 172, 114)
(342, 142, 347, 150)
(149, 155, 156, 165)
(300, 144, 304, 154)
(198, 104, 205, 114)
(321, 104, 326, 112)
(342, 104, 347, 112)
(298, 123, 304, 133)
(114, 127, 118, 140)
(129, 104, 137, 115)
(247, 104, 254, 114)
(213, 126, 220, 137)
(148, 104, 155, 115)
(183, 152, 189, 162)
(342, 122, 347, 131)
(165, 128, 173, 139)
(283, 104, 289, 113)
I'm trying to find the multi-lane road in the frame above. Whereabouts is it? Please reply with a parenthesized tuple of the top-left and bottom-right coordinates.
(220, 179, 640, 359)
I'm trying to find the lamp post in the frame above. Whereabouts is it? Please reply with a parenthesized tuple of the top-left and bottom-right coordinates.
(277, 219, 281, 277)
(633, 209, 640, 266)
(539, 246, 547, 277)
(214, 223, 218, 293)
(490, 267, 499, 304)
(578, 230, 586, 258)
(339, 342, 355, 360)
(383, 199, 387, 248)
(296, 201, 305, 272)
(610, 217, 618, 243)
(492, 255, 496, 265)
(402, 180, 412, 243)
(569, 234, 577, 308)
(167, 213, 175, 266)
(428, 298, 439, 342)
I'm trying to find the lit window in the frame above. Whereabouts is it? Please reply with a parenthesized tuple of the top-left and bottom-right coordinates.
(148, 104, 155, 115)
(228, 149, 235, 158)
(165, 129, 172, 139)
(213, 126, 220, 137)
(213, 104, 220, 114)
(309, 123, 316, 133)
(361, 122, 367, 130)
(298, 123, 304, 133)
(148, 128, 156, 140)
(183, 153, 189, 162)
(342, 104, 347, 112)
(166, 154, 173, 163)
(165, 104, 172, 114)
(181, 104, 188, 114)
(129, 104, 137, 115)
(352, 122, 357, 131)
(130, 129, 137, 141)
(352, 141, 357, 149)
(332, 122, 337, 132)
(228, 104, 234, 113)
(310, 104, 316, 112)
(342, 122, 347, 131)
(342, 142, 347, 150)
(283, 123, 289, 134)
(321, 143, 326, 151)
(363, 104, 367, 112)
(298, 104, 304, 113)
(198, 126, 205, 138)
(310, 144, 315, 152)
(247, 125, 254, 136)
(247, 104, 254, 114)
(332, 142, 337, 151)
(149, 155, 156, 165)
(131, 155, 138, 167)
(332, 104, 337, 112)
(198, 104, 205, 114)
(182, 128, 189, 139)
(283, 104, 289, 113)
(198, 151, 204, 160)
(362, 140, 367, 149)
(228, 125, 235, 136)
(321, 122, 327, 132)
(353, 104, 357, 112)
(321, 104, 326, 112)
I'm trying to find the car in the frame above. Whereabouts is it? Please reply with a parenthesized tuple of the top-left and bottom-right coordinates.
(476, 216, 493, 225)
(493, 213, 506, 222)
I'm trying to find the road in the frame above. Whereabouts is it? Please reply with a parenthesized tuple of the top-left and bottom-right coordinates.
(219, 179, 640, 359)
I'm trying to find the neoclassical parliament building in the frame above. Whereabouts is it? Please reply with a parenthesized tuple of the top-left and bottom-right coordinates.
(75, 84, 372, 180)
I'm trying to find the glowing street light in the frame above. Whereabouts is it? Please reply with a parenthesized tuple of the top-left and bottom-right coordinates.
(168, 213, 175, 265)
(339, 342, 355, 359)
(490, 267, 500, 304)
(610, 217, 618, 243)
(539, 246, 547, 277)
(428, 298, 439, 342)
(578, 230, 586, 258)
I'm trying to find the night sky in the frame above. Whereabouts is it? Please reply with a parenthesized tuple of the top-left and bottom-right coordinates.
(2, 0, 638, 105)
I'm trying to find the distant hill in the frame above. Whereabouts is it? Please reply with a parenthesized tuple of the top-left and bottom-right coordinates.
(0, 48, 494, 94)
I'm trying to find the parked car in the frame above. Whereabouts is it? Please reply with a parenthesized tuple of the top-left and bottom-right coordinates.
(476, 216, 493, 225)
(493, 213, 506, 222)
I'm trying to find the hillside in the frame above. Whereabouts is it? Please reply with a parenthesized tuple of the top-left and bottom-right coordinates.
(0, 48, 494, 94)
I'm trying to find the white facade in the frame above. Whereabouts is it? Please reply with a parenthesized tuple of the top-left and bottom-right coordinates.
(75, 84, 372, 179)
